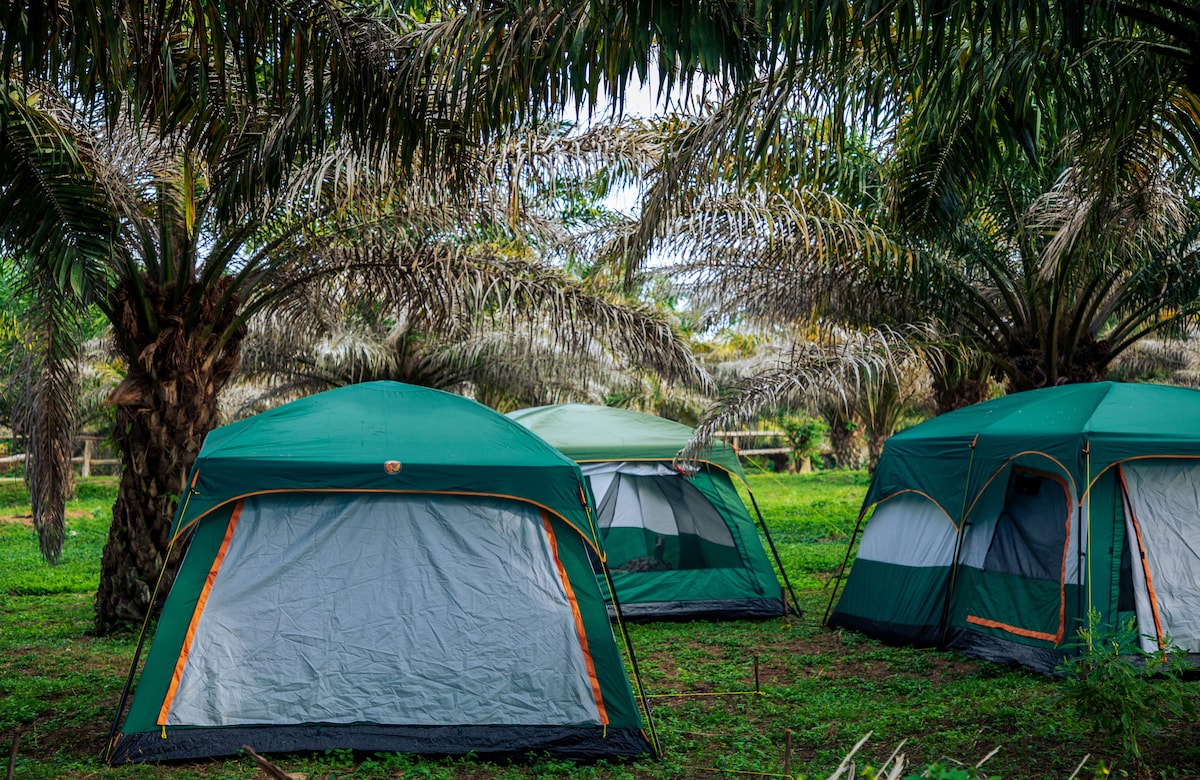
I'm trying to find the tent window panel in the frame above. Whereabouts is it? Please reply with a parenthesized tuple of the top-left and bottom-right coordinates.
(593, 473, 739, 570)
(165, 493, 602, 728)
(857, 494, 958, 568)
(1121, 462, 1200, 653)
(983, 471, 1069, 582)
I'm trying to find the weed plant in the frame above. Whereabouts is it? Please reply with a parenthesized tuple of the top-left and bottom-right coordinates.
(1057, 609, 1199, 777)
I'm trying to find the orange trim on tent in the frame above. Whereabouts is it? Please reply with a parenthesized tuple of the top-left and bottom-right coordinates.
(1117, 467, 1166, 650)
(965, 614, 1061, 643)
(541, 510, 608, 726)
(157, 499, 245, 726)
(863, 488, 957, 528)
(171, 488, 604, 556)
(961, 451, 1075, 528)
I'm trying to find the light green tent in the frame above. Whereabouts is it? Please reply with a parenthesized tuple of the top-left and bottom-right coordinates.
(106, 382, 655, 764)
(826, 381, 1200, 673)
(507, 404, 794, 620)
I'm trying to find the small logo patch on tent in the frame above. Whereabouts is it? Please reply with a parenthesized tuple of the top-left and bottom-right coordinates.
(384, 460, 403, 474)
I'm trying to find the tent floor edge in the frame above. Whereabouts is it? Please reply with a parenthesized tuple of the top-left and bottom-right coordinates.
(825, 613, 942, 648)
(607, 598, 787, 622)
(944, 628, 1069, 676)
(109, 724, 653, 765)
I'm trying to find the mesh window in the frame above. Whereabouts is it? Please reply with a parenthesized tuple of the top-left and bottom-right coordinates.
(982, 471, 1069, 582)
(594, 474, 739, 571)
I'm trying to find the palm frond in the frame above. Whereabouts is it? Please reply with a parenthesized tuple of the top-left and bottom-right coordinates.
(681, 327, 935, 464)
(0, 84, 119, 302)
(17, 289, 85, 564)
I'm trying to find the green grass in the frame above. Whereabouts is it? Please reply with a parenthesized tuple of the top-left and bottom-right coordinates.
(0, 472, 1192, 778)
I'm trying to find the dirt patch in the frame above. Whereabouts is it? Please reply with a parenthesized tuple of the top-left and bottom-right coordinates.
(0, 509, 92, 526)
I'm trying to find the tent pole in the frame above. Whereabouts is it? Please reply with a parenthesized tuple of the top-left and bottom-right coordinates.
(1084, 443, 1092, 618)
(746, 489, 801, 619)
(600, 557, 662, 758)
(939, 520, 969, 648)
(102, 489, 197, 762)
(101, 607, 156, 761)
(822, 507, 867, 627)
(937, 437, 978, 648)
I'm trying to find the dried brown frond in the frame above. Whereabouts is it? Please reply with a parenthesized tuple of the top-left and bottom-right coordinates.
(680, 326, 936, 464)
(17, 292, 85, 564)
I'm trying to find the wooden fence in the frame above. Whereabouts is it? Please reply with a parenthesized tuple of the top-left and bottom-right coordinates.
(0, 434, 121, 477)
(0, 429, 818, 477)
(714, 430, 795, 471)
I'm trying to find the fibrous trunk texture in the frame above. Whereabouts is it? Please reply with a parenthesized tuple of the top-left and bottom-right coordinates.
(827, 410, 867, 470)
(94, 277, 243, 635)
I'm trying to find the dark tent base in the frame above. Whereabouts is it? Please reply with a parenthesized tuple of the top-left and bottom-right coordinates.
(944, 628, 1070, 676)
(109, 724, 653, 764)
(611, 597, 787, 622)
(824, 613, 942, 648)
(947, 629, 1200, 677)
(825, 617, 1077, 676)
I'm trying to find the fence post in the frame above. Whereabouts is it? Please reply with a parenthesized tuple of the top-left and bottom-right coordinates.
(81, 438, 93, 478)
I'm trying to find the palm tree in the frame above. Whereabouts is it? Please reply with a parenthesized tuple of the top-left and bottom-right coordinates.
(774, 0, 1200, 206)
(7, 0, 780, 632)
(885, 29, 1200, 392)
(619, 11, 1200, 451)
(3, 74, 708, 632)
(5, 0, 768, 177)
(230, 278, 700, 418)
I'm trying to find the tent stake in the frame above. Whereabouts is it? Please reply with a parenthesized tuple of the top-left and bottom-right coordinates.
(7, 733, 18, 780)
(754, 654, 760, 693)
(784, 728, 793, 778)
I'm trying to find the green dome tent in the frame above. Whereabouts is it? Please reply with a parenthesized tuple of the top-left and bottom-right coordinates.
(507, 404, 795, 620)
(106, 382, 655, 764)
(826, 381, 1200, 674)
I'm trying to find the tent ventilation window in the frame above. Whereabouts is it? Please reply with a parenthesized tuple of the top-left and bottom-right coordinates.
(596, 474, 739, 572)
(982, 470, 1069, 581)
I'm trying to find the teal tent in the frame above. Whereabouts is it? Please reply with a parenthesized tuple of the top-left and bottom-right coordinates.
(507, 404, 795, 620)
(106, 382, 655, 763)
(826, 382, 1200, 673)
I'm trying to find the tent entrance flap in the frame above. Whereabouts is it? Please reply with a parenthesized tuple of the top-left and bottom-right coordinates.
(1120, 461, 1200, 653)
(163, 492, 603, 728)
(587, 465, 740, 572)
(965, 469, 1072, 643)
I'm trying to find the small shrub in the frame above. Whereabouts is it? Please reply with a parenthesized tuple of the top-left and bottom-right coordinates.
(1057, 608, 1197, 774)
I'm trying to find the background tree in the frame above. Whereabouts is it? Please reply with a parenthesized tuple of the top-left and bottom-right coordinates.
(611, 11, 1200, 452)
(3, 72, 708, 632)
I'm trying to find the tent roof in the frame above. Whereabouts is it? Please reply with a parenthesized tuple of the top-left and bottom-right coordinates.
(868, 381, 1200, 513)
(506, 404, 745, 477)
(174, 382, 595, 544)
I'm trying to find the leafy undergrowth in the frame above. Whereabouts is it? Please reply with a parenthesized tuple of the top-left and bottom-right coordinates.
(2, 473, 1198, 779)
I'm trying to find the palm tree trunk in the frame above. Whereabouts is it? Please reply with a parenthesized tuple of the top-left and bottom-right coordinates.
(827, 410, 867, 470)
(94, 399, 195, 634)
(867, 429, 889, 471)
(93, 277, 244, 635)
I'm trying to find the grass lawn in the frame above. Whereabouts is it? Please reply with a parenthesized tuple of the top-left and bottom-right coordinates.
(0, 471, 1196, 779)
